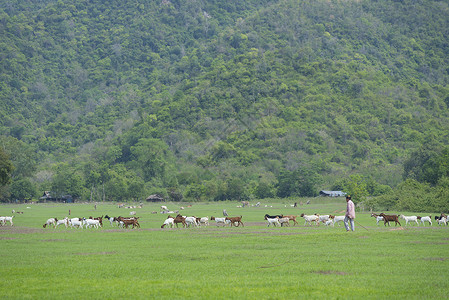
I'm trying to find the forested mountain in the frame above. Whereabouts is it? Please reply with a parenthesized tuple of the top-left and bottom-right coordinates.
(1, 0, 449, 209)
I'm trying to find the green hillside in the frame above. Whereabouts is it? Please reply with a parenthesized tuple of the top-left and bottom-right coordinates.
(1, 0, 448, 210)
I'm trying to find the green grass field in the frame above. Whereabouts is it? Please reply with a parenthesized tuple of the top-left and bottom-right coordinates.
(1, 200, 448, 299)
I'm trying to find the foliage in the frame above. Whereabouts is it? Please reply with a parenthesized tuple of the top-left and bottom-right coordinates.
(276, 167, 322, 197)
(0, 0, 449, 206)
(333, 174, 369, 204)
(371, 178, 449, 213)
(0, 147, 14, 191)
(9, 177, 37, 201)
(403, 143, 449, 186)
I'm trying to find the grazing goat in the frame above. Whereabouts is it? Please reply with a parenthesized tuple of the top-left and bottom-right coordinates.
(418, 216, 432, 226)
(265, 217, 281, 227)
(161, 217, 174, 228)
(371, 213, 384, 226)
(1, 216, 14, 226)
(0, 216, 14, 226)
(43, 218, 56, 228)
(400, 215, 419, 226)
(225, 216, 244, 227)
(171, 214, 186, 228)
(300, 213, 319, 226)
(379, 213, 401, 226)
(438, 217, 447, 226)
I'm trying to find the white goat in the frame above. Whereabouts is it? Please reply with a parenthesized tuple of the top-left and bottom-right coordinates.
(55, 217, 69, 228)
(279, 217, 290, 227)
(331, 215, 345, 226)
(185, 217, 198, 227)
(69, 219, 84, 229)
(199, 217, 209, 226)
(0, 216, 6, 226)
(266, 217, 281, 227)
(371, 213, 384, 226)
(211, 216, 230, 226)
(161, 217, 174, 228)
(301, 214, 319, 226)
(438, 217, 447, 226)
(419, 216, 432, 226)
(84, 219, 100, 229)
(4, 216, 14, 226)
(324, 219, 334, 227)
(43, 218, 56, 228)
(400, 215, 419, 226)
(318, 215, 331, 223)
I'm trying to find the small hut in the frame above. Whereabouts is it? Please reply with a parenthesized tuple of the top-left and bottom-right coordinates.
(319, 190, 346, 197)
(146, 194, 165, 202)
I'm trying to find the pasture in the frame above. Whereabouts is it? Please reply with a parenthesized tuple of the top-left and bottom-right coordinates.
(0, 199, 448, 299)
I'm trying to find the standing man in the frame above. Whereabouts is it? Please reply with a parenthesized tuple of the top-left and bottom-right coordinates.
(344, 195, 355, 232)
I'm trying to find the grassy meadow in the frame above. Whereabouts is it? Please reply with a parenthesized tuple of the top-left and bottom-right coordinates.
(0, 199, 448, 299)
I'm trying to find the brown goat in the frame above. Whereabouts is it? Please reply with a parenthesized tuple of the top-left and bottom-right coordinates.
(225, 216, 244, 227)
(283, 215, 298, 226)
(379, 213, 401, 226)
(116, 216, 140, 228)
(122, 218, 140, 229)
(173, 214, 186, 228)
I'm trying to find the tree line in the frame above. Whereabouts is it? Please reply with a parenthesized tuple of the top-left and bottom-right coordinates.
(0, 0, 448, 212)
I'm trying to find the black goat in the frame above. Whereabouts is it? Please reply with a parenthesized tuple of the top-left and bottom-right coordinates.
(264, 213, 283, 220)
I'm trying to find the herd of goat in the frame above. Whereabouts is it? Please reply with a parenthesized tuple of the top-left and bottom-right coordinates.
(42, 215, 140, 229)
(370, 213, 448, 226)
(1, 208, 448, 229)
(32, 212, 449, 229)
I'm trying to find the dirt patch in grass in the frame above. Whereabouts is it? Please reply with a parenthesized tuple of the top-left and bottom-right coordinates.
(389, 227, 405, 231)
(312, 270, 349, 276)
(423, 257, 449, 261)
(40, 239, 69, 242)
(0, 226, 42, 234)
(0, 236, 18, 240)
(73, 251, 117, 256)
(408, 240, 448, 245)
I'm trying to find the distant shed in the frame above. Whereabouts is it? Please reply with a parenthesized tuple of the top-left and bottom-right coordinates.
(146, 194, 165, 202)
(40, 191, 74, 203)
(319, 190, 346, 197)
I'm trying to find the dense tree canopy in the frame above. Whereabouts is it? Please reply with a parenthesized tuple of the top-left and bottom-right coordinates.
(0, 0, 448, 211)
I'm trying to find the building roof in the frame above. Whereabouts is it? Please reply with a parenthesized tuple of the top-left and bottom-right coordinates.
(319, 190, 346, 196)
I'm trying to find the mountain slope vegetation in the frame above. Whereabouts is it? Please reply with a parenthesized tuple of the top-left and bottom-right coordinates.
(1, 0, 448, 209)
